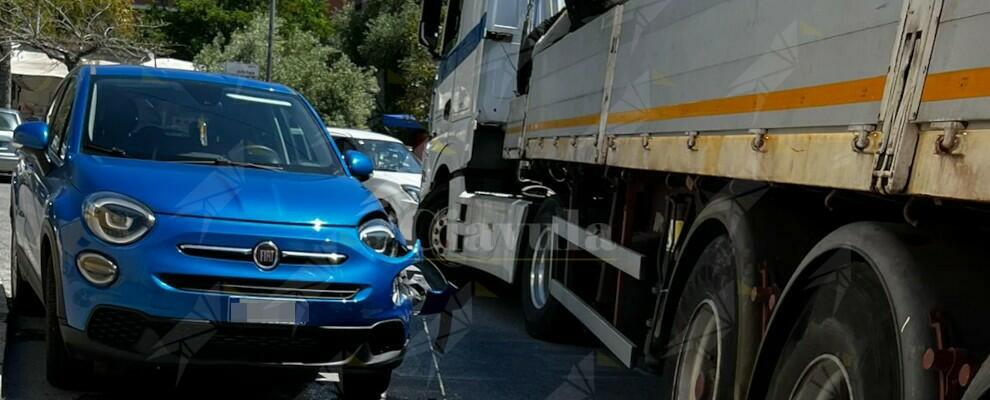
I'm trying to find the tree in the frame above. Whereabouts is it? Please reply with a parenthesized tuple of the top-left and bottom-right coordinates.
(195, 14, 378, 128)
(0, 0, 158, 70)
(148, 0, 333, 61)
(0, 42, 10, 108)
(329, 0, 436, 121)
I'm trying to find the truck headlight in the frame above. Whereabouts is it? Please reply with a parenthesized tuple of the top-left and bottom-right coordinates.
(359, 219, 404, 257)
(401, 184, 420, 202)
(82, 192, 156, 245)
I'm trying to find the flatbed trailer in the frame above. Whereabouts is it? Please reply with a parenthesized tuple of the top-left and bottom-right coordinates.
(416, 0, 990, 398)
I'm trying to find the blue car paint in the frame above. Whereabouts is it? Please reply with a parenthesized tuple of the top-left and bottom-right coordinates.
(344, 150, 375, 180)
(70, 155, 383, 226)
(12, 65, 422, 364)
(12, 121, 50, 151)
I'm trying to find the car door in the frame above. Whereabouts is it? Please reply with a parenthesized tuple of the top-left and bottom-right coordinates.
(13, 80, 63, 272)
(17, 75, 75, 277)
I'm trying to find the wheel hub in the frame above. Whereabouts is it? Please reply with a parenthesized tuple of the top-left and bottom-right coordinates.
(428, 206, 450, 262)
(529, 228, 554, 309)
(788, 354, 853, 400)
(673, 300, 721, 400)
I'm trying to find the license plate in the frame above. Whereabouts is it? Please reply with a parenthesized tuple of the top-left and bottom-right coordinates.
(229, 298, 307, 325)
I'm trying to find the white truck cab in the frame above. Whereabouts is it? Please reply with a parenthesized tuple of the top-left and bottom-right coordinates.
(415, 0, 565, 280)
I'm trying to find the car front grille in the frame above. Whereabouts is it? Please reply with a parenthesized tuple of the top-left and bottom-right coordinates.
(86, 307, 406, 363)
(87, 306, 147, 349)
(158, 274, 363, 300)
(177, 244, 348, 265)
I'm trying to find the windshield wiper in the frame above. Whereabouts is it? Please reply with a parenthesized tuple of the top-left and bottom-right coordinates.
(85, 143, 131, 158)
(169, 155, 284, 172)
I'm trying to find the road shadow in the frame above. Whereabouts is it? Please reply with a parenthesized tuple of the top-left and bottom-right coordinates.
(1, 314, 337, 400)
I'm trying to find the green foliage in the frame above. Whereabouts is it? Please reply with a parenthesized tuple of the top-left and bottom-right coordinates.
(330, 0, 436, 121)
(158, 0, 435, 123)
(195, 14, 378, 128)
(0, 0, 156, 69)
(150, 0, 332, 60)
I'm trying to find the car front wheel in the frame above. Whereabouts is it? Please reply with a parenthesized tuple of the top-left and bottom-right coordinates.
(44, 249, 92, 389)
(9, 226, 42, 315)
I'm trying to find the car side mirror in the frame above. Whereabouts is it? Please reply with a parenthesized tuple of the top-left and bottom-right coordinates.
(13, 121, 50, 151)
(345, 150, 374, 181)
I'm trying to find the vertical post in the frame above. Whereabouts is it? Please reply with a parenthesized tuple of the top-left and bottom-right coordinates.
(0, 41, 11, 108)
(265, 0, 277, 82)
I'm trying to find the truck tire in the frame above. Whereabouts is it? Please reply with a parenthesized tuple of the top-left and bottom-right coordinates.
(44, 249, 92, 389)
(416, 186, 451, 266)
(519, 197, 575, 340)
(762, 261, 897, 399)
(341, 368, 392, 400)
(665, 235, 738, 400)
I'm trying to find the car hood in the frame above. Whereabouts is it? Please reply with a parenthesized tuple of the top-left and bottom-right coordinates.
(370, 171, 421, 188)
(71, 155, 382, 227)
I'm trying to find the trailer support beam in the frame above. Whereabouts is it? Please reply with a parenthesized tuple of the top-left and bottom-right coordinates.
(551, 216, 643, 279)
(550, 279, 636, 367)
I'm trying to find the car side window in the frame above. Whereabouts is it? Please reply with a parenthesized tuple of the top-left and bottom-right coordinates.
(47, 78, 76, 160)
(334, 138, 357, 153)
(46, 80, 68, 125)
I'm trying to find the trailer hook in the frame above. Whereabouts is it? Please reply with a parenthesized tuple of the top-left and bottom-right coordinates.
(685, 131, 699, 151)
(849, 124, 876, 153)
(933, 121, 966, 155)
(749, 129, 768, 152)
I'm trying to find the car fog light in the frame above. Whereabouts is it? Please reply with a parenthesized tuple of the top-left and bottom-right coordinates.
(393, 266, 429, 312)
(77, 252, 118, 286)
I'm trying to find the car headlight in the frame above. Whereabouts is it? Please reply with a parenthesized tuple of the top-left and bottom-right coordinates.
(359, 218, 404, 257)
(401, 184, 420, 202)
(82, 192, 156, 245)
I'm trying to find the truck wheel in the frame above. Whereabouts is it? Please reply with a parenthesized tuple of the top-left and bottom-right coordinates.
(519, 198, 574, 340)
(341, 368, 392, 400)
(44, 249, 91, 389)
(763, 262, 897, 400)
(417, 186, 451, 266)
(666, 235, 737, 400)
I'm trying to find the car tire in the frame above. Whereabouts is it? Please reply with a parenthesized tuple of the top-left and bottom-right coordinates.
(762, 261, 898, 400)
(519, 197, 577, 340)
(341, 368, 392, 400)
(44, 249, 92, 389)
(379, 200, 400, 227)
(9, 226, 42, 315)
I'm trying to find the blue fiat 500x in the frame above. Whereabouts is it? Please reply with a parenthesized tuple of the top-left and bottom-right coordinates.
(9, 65, 451, 398)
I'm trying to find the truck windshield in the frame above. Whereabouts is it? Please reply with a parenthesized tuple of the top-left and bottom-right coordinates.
(83, 77, 344, 176)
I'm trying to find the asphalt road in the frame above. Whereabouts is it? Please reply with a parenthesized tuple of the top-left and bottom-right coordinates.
(0, 181, 662, 399)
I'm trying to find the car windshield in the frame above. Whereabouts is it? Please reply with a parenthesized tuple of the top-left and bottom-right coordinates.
(83, 77, 344, 176)
(0, 111, 18, 131)
(338, 137, 421, 174)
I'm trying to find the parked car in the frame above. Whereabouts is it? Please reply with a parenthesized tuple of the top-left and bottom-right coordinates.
(0, 108, 22, 173)
(329, 128, 422, 240)
(8, 66, 452, 397)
